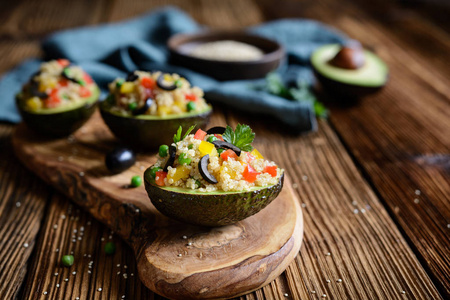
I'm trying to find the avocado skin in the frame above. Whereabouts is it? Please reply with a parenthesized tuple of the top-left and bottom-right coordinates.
(16, 94, 98, 137)
(313, 69, 386, 99)
(144, 168, 284, 227)
(100, 102, 211, 150)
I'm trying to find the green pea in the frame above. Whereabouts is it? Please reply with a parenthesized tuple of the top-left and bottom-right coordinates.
(150, 167, 162, 179)
(217, 148, 225, 155)
(116, 79, 124, 88)
(174, 79, 182, 88)
(104, 242, 116, 255)
(128, 102, 137, 111)
(130, 175, 142, 187)
(188, 144, 194, 150)
(207, 136, 218, 143)
(61, 255, 74, 267)
(186, 102, 196, 112)
(178, 153, 192, 165)
(159, 145, 169, 157)
(78, 80, 86, 86)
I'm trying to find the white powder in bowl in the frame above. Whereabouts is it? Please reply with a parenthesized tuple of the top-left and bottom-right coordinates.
(189, 40, 264, 61)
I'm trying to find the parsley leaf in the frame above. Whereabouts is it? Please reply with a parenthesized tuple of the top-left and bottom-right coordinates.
(263, 73, 328, 118)
(222, 124, 255, 152)
(173, 125, 196, 143)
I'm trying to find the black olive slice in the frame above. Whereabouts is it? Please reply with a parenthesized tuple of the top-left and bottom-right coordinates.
(132, 98, 153, 116)
(62, 67, 80, 84)
(28, 80, 48, 98)
(156, 75, 177, 91)
(126, 71, 139, 82)
(206, 126, 226, 135)
(211, 140, 241, 156)
(198, 154, 218, 184)
(105, 147, 136, 173)
(163, 145, 177, 172)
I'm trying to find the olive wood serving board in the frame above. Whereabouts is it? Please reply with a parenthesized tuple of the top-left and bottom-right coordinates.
(12, 113, 303, 300)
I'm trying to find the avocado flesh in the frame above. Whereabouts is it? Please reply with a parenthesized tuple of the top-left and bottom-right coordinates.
(100, 101, 212, 150)
(17, 86, 100, 137)
(311, 44, 388, 87)
(144, 167, 284, 227)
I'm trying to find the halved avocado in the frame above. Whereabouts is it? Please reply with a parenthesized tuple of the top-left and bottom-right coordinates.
(99, 100, 212, 150)
(144, 167, 284, 227)
(16, 86, 100, 137)
(311, 44, 388, 98)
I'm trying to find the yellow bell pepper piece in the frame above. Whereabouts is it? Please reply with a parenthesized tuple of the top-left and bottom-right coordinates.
(120, 82, 135, 93)
(157, 105, 171, 116)
(199, 141, 214, 157)
(220, 165, 238, 179)
(250, 148, 264, 160)
(26, 97, 42, 111)
(167, 166, 190, 182)
(39, 78, 57, 92)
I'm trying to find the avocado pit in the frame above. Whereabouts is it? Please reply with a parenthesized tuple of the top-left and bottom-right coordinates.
(329, 43, 365, 70)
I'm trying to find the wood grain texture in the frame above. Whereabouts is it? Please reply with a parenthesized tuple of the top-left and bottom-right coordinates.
(0, 0, 448, 299)
(12, 113, 304, 299)
(0, 125, 51, 299)
(258, 0, 450, 295)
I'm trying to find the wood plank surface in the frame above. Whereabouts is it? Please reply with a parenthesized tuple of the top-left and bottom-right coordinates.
(0, 0, 448, 299)
(258, 0, 450, 295)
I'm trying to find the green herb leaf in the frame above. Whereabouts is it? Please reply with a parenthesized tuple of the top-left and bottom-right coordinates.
(182, 125, 196, 140)
(173, 125, 196, 143)
(173, 126, 182, 143)
(222, 124, 255, 152)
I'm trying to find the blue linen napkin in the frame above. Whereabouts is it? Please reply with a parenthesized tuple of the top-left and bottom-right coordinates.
(0, 6, 345, 131)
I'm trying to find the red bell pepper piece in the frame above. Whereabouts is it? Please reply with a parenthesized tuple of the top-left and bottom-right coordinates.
(155, 171, 167, 186)
(243, 164, 260, 183)
(185, 93, 197, 101)
(263, 165, 277, 177)
(57, 59, 70, 67)
(141, 77, 156, 89)
(83, 73, 93, 84)
(58, 80, 69, 87)
(220, 149, 238, 161)
(79, 86, 92, 98)
(45, 89, 61, 108)
(194, 129, 207, 140)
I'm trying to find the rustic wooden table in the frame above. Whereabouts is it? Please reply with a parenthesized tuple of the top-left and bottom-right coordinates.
(0, 0, 448, 299)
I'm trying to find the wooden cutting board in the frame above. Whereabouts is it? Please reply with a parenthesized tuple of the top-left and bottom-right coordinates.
(12, 113, 303, 300)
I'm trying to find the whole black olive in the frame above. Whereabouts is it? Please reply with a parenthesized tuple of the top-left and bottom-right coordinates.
(211, 140, 241, 156)
(105, 147, 136, 173)
(198, 154, 218, 184)
(156, 75, 177, 91)
(132, 98, 153, 116)
(206, 126, 226, 135)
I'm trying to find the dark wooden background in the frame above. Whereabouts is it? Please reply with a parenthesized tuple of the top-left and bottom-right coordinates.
(0, 0, 448, 299)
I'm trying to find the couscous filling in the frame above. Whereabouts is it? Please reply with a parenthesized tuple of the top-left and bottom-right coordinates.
(106, 71, 209, 117)
(148, 125, 282, 192)
(18, 59, 97, 112)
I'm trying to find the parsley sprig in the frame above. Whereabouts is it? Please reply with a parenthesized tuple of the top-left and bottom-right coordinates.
(222, 124, 255, 152)
(173, 125, 195, 143)
(263, 73, 328, 118)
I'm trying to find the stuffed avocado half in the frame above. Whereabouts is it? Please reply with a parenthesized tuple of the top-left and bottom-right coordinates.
(16, 59, 100, 137)
(144, 125, 284, 226)
(100, 71, 212, 150)
(311, 43, 388, 98)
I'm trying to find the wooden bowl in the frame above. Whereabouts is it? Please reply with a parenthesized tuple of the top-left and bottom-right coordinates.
(168, 31, 285, 80)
